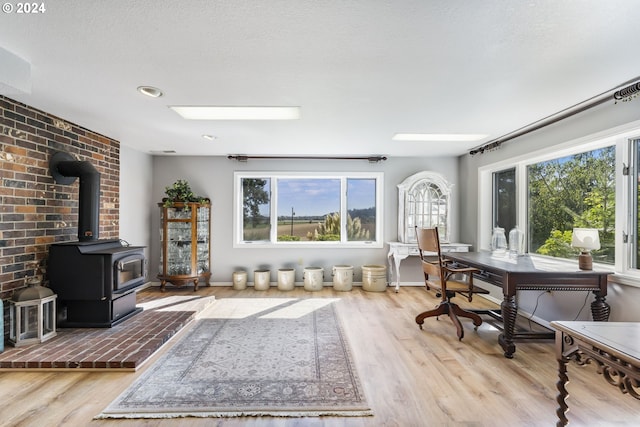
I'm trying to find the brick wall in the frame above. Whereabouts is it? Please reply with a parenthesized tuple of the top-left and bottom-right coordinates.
(0, 95, 120, 325)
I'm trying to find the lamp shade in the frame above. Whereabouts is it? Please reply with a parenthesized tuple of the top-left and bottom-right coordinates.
(571, 228, 601, 251)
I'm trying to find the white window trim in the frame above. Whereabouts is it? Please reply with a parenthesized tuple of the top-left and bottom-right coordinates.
(477, 120, 640, 288)
(233, 171, 384, 248)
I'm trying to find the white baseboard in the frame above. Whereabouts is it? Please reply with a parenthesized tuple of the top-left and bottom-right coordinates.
(147, 281, 369, 288)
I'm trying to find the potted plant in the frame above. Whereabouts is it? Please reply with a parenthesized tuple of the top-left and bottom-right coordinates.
(162, 180, 209, 208)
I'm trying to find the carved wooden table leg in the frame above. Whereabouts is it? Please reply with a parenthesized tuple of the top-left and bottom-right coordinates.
(551, 322, 640, 426)
(160, 279, 167, 292)
(555, 356, 570, 427)
(499, 294, 517, 358)
(590, 293, 610, 321)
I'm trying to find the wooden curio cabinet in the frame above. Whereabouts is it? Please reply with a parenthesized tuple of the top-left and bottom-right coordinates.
(158, 202, 211, 291)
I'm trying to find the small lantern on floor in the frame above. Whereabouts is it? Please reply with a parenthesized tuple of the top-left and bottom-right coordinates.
(9, 280, 57, 347)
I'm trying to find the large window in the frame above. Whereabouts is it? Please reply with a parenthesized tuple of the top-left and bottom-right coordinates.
(235, 172, 383, 247)
(483, 129, 640, 279)
(527, 147, 615, 264)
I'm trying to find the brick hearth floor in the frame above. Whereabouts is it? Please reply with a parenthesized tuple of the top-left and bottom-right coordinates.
(0, 294, 215, 370)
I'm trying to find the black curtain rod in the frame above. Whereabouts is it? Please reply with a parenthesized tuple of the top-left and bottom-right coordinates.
(469, 76, 640, 156)
(228, 155, 387, 162)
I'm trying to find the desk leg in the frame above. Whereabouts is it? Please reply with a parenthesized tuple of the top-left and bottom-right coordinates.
(393, 255, 404, 293)
(590, 292, 610, 321)
(387, 251, 406, 293)
(555, 355, 570, 427)
(498, 295, 517, 358)
(387, 251, 398, 292)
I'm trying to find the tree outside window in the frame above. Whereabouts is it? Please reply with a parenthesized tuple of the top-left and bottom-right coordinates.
(242, 178, 270, 241)
(528, 146, 615, 264)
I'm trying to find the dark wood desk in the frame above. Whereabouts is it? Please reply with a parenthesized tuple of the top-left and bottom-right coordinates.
(551, 321, 640, 426)
(445, 252, 611, 358)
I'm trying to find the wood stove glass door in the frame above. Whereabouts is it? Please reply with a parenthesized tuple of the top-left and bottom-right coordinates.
(115, 254, 145, 291)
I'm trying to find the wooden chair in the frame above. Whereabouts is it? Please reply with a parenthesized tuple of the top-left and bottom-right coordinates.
(414, 227, 489, 340)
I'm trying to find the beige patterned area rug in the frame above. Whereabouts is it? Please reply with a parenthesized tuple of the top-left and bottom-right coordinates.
(96, 297, 372, 419)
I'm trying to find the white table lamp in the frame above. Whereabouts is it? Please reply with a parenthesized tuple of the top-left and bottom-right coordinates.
(571, 228, 601, 270)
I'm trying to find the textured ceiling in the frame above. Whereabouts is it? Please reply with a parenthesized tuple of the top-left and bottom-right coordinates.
(1, 0, 640, 157)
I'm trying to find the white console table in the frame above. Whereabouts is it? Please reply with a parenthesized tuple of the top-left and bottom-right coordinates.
(387, 241, 471, 292)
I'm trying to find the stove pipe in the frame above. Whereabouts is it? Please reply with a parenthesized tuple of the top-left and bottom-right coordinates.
(49, 151, 100, 242)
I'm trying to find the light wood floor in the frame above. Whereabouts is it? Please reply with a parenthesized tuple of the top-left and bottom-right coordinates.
(0, 286, 637, 427)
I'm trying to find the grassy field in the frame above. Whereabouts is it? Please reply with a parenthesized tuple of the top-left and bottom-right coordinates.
(277, 221, 319, 239)
(244, 220, 375, 241)
(243, 221, 320, 241)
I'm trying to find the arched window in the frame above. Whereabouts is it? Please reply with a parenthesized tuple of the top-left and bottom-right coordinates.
(397, 171, 452, 243)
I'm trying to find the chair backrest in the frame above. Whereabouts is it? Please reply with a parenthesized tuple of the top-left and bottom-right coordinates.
(415, 227, 444, 280)
(415, 227, 441, 253)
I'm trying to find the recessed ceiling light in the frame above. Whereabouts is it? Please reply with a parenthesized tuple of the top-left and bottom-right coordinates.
(137, 86, 163, 98)
(202, 134, 217, 141)
(170, 106, 301, 120)
(392, 133, 488, 142)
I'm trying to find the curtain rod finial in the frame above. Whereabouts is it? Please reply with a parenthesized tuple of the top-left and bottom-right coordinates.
(228, 155, 248, 162)
(368, 156, 387, 163)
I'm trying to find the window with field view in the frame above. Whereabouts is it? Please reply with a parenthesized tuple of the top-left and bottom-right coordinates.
(236, 173, 382, 247)
(277, 178, 341, 242)
(346, 178, 377, 241)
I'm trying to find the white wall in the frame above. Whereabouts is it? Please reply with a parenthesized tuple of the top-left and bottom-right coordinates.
(458, 98, 640, 322)
(147, 155, 459, 285)
(119, 145, 153, 263)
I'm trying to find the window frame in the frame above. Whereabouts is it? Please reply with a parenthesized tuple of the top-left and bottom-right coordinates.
(626, 138, 640, 271)
(478, 124, 640, 286)
(492, 167, 517, 233)
(233, 171, 384, 248)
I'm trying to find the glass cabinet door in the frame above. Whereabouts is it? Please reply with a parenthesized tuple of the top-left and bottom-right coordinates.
(167, 221, 192, 275)
(158, 202, 211, 291)
(196, 205, 210, 275)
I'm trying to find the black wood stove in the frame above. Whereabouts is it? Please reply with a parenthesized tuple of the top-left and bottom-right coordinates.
(48, 239, 146, 327)
(47, 152, 147, 327)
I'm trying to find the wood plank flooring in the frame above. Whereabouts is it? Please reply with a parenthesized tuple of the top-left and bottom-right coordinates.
(0, 286, 637, 427)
